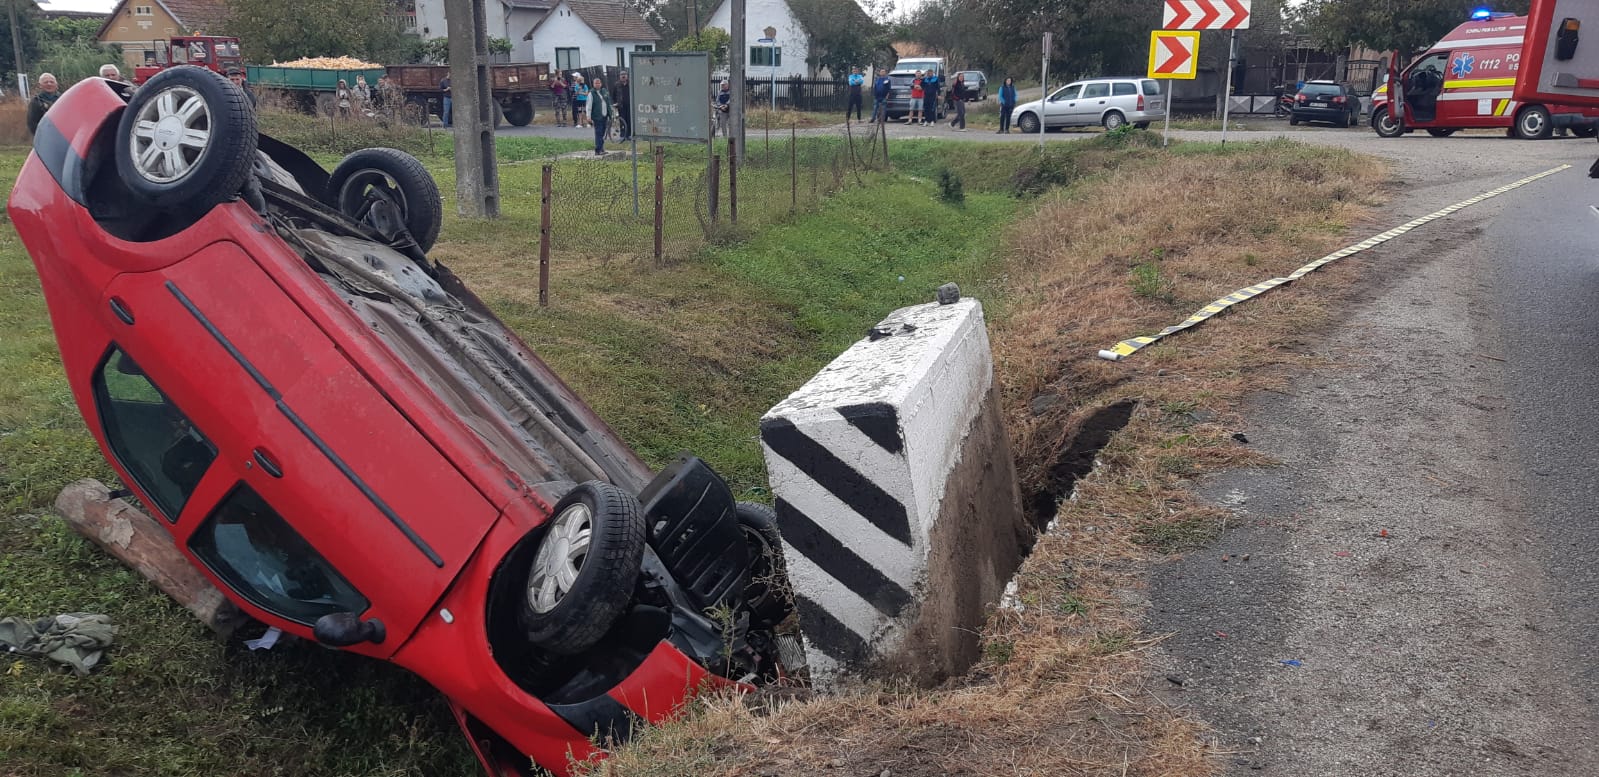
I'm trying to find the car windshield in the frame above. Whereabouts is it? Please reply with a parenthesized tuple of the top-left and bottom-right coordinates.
(1302, 84, 1343, 97)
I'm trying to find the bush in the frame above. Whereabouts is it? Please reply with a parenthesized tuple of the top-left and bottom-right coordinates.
(1009, 147, 1080, 198)
(935, 166, 964, 204)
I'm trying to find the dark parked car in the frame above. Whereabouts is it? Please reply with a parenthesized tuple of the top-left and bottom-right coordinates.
(1290, 80, 1360, 127)
(9, 64, 799, 777)
(954, 70, 987, 100)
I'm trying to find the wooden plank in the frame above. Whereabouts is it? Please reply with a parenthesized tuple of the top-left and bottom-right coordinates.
(55, 479, 247, 637)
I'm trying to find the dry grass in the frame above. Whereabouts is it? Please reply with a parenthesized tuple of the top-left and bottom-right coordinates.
(588, 139, 1390, 777)
(0, 100, 32, 146)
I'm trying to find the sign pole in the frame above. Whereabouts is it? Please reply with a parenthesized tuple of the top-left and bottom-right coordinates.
(1221, 30, 1237, 144)
(1164, 79, 1173, 146)
(1040, 31, 1051, 149)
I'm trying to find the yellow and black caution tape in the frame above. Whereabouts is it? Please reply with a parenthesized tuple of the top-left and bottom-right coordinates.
(1097, 164, 1572, 361)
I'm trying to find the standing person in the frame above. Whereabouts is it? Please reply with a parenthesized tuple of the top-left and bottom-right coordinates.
(355, 75, 372, 108)
(907, 71, 924, 124)
(997, 77, 1017, 133)
(611, 71, 631, 141)
(846, 66, 864, 121)
(228, 68, 257, 108)
(921, 69, 941, 126)
(715, 80, 731, 137)
(336, 79, 352, 118)
(949, 74, 967, 130)
(550, 73, 568, 126)
(26, 73, 59, 135)
(871, 67, 892, 122)
(571, 73, 589, 128)
(439, 74, 452, 127)
(588, 76, 614, 154)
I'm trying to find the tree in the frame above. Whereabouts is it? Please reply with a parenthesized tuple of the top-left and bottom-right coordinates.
(1294, 0, 1530, 58)
(671, 26, 730, 71)
(224, 0, 421, 63)
(953, 0, 1152, 80)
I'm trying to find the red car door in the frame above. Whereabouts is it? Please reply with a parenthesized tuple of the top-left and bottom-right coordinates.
(102, 239, 498, 654)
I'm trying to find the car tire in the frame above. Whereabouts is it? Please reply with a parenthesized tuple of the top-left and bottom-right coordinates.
(115, 65, 257, 212)
(1347, 111, 1359, 128)
(1575, 125, 1599, 138)
(1102, 110, 1126, 131)
(1372, 107, 1403, 138)
(1515, 105, 1552, 139)
(1426, 128, 1456, 137)
(1017, 111, 1040, 134)
(519, 481, 646, 655)
(504, 100, 534, 127)
(327, 147, 443, 253)
(735, 502, 794, 629)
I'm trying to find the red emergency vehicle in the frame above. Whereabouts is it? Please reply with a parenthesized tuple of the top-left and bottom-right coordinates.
(1372, 13, 1599, 139)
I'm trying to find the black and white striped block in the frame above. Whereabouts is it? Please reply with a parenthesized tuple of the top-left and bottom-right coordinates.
(760, 298, 1028, 681)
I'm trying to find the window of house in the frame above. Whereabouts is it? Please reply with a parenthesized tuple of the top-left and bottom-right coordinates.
(134, 4, 152, 14)
(617, 46, 625, 67)
(92, 348, 216, 522)
(634, 44, 653, 52)
(189, 484, 369, 625)
(555, 47, 580, 69)
(750, 46, 781, 67)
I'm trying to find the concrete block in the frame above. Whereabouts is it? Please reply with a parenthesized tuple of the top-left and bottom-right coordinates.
(760, 298, 1030, 683)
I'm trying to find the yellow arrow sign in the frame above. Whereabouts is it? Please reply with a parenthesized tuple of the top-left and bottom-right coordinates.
(1149, 30, 1200, 80)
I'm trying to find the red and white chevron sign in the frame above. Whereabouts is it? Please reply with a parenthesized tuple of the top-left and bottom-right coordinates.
(1163, 0, 1251, 30)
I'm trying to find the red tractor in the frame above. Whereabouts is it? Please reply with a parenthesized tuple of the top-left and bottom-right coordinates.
(132, 36, 244, 85)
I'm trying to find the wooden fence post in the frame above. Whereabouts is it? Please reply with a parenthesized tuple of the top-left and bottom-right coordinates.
(654, 145, 665, 262)
(539, 164, 551, 307)
(710, 155, 721, 226)
(728, 138, 738, 224)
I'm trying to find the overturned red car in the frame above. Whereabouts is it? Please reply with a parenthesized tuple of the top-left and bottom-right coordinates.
(8, 65, 797, 776)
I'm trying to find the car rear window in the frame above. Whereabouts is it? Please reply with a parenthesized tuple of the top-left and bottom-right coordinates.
(1113, 82, 1136, 96)
(1142, 80, 1161, 95)
(1302, 83, 1344, 97)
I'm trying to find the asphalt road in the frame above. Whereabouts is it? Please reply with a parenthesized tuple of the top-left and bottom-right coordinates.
(1142, 129, 1599, 774)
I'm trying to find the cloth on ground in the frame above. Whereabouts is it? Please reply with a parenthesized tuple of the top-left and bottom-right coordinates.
(0, 613, 116, 675)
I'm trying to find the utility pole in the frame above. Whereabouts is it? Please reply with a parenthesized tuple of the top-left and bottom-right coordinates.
(730, 0, 745, 162)
(443, 0, 500, 218)
(10, 0, 26, 99)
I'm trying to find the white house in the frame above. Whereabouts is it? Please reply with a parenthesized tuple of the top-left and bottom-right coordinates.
(702, 0, 874, 79)
(413, 0, 558, 63)
(523, 0, 661, 71)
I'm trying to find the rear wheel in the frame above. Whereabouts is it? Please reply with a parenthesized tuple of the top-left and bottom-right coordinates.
(327, 148, 443, 252)
(1289, 114, 1300, 126)
(1515, 105, 1552, 139)
(115, 65, 257, 213)
(519, 481, 646, 655)
(1017, 111, 1040, 134)
(1102, 110, 1126, 131)
(734, 502, 794, 630)
(1426, 128, 1457, 137)
(1372, 107, 1403, 138)
(504, 100, 534, 126)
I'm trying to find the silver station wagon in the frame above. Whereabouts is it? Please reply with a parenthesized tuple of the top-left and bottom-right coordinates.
(1011, 77, 1167, 133)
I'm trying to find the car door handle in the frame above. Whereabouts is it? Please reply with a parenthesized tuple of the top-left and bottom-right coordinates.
(252, 447, 283, 478)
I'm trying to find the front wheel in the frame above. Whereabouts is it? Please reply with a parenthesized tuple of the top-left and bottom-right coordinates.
(1017, 111, 1040, 134)
(519, 481, 646, 655)
(1515, 105, 1553, 139)
(1102, 110, 1126, 131)
(1426, 128, 1456, 137)
(1372, 107, 1403, 138)
(114, 65, 257, 212)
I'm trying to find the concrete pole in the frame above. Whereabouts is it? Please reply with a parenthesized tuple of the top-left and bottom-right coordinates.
(444, 0, 500, 218)
(730, 0, 745, 162)
(10, 0, 25, 93)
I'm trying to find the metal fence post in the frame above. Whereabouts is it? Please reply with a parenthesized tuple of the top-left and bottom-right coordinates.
(654, 145, 665, 262)
(710, 155, 721, 225)
(539, 163, 551, 307)
(728, 138, 738, 224)
(790, 121, 797, 212)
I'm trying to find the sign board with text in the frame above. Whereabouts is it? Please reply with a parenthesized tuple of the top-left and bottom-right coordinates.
(1149, 30, 1200, 79)
(631, 51, 711, 143)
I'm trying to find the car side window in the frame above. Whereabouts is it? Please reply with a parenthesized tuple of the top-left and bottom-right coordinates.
(1113, 82, 1136, 96)
(1050, 85, 1081, 101)
(1142, 79, 1162, 96)
(93, 348, 216, 522)
(1083, 83, 1110, 99)
(189, 484, 369, 625)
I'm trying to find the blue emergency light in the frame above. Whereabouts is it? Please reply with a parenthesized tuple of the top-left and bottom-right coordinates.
(1471, 8, 1493, 21)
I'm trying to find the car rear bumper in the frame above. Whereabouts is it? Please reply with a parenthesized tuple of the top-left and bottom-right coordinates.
(1292, 106, 1354, 122)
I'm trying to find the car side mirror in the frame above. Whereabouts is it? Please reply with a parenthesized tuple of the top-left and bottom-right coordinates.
(313, 612, 385, 647)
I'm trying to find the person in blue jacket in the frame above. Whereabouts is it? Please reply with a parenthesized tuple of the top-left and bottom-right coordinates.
(997, 77, 1018, 133)
(846, 66, 865, 120)
(871, 69, 893, 123)
(920, 70, 941, 126)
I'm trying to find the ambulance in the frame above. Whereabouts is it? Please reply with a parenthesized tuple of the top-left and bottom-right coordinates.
(1371, 11, 1599, 139)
